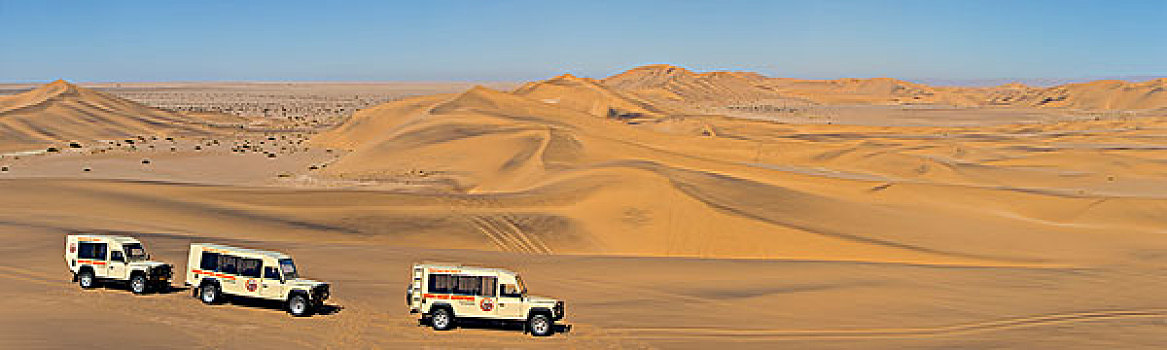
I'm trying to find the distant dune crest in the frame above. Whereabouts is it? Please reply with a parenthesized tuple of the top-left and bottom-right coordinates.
(599, 64, 1167, 110)
(0, 80, 242, 153)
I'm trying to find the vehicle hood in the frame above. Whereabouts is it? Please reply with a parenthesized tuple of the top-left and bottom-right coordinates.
(127, 261, 170, 269)
(288, 278, 327, 288)
(526, 295, 560, 305)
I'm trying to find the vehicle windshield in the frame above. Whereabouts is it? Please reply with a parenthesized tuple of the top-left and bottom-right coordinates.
(516, 275, 528, 295)
(123, 243, 148, 261)
(279, 259, 298, 280)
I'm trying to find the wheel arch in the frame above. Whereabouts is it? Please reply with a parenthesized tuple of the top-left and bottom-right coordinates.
(287, 288, 310, 302)
(528, 306, 553, 318)
(428, 302, 454, 316)
(199, 277, 222, 289)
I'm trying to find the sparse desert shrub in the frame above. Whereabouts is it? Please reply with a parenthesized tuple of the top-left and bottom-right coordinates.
(141, 159, 151, 164)
(69, 142, 82, 148)
(308, 165, 319, 170)
(83, 167, 91, 172)
(267, 153, 276, 158)
(194, 145, 202, 151)
(46, 147, 60, 153)
(1, 166, 8, 172)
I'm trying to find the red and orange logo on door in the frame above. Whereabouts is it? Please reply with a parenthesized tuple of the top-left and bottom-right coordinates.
(69, 243, 77, 253)
(479, 297, 494, 311)
(245, 279, 259, 292)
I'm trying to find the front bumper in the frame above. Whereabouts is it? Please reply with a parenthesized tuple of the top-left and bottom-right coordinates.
(311, 284, 331, 304)
(149, 265, 173, 281)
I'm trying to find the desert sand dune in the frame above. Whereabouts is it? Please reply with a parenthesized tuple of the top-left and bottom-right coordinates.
(0, 80, 245, 153)
(988, 78, 1167, 110)
(602, 64, 1167, 111)
(513, 74, 668, 119)
(309, 78, 1167, 267)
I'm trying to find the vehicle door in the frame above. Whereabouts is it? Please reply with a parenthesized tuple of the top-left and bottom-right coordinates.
(495, 275, 524, 319)
(450, 275, 480, 316)
(477, 275, 498, 318)
(237, 257, 263, 298)
(216, 254, 241, 294)
(260, 266, 285, 300)
(108, 250, 128, 280)
(80, 242, 110, 278)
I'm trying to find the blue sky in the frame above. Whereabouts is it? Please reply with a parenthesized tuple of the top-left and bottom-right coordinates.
(1, 0, 1163, 83)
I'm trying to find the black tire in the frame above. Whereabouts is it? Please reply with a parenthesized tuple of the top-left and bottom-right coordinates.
(130, 274, 148, 294)
(288, 294, 313, 317)
(78, 269, 96, 289)
(200, 283, 221, 304)
(430, 308, 454, 331)
(528, 314, 554, 337)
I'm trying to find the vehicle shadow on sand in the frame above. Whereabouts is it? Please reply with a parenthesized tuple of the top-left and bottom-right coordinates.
(203, 293, 344, 316)
(420, 318, 572, 335)
(91, 282, 189, 295)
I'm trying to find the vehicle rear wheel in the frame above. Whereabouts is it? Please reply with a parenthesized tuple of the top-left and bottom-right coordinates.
(130, 274, 148, 294)
(430, 308, 454, 331)
(78, 270, 96, 289)
(288, 294, 312, 317)
(200, 283, 221, 304)
(528, 314, 553, 337)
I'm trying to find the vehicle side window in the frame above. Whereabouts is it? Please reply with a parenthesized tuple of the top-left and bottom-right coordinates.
(428, 274, 455, 294)
(238, 258, 261, 278)
(481, 276, 497, 297)
(200, 252, 219, 271)
(78, 242, 108, 260)
(111, 251, 124, 262)
(217, 255, 239, 275)
(264, 266, 281, 279)
(454, 275, 482, 296)
(500, 284, 521, 298)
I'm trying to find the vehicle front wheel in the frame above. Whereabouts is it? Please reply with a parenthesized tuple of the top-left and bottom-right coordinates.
(528, 314, 554, 337)
(288, 294, 312, 317)
(78, 270, 96, 289)
(130, 274, 148, 294)
(430, 308, 454, 331)
(200, 283, 221, 304)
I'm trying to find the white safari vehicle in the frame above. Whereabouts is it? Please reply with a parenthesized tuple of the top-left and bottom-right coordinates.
(407, 263, 566, 336)
(64, 234, 174, 294)
(185, 243, 331, 316)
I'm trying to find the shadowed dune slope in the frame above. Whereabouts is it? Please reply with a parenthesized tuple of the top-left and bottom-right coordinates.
(0, 80, 244, 153)
(310, 81, 1167, 265)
